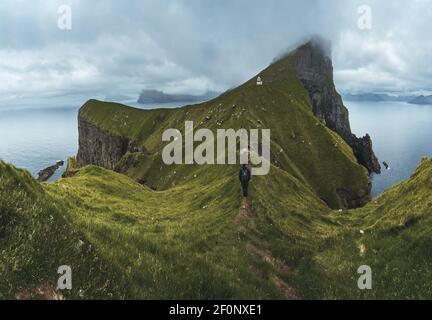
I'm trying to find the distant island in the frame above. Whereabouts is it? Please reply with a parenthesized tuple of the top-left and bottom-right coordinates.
(343, 93, 416, 102)
(137, 89, 219, 104)
(408, 95, 432, 105)
(343, 93, 432, 105)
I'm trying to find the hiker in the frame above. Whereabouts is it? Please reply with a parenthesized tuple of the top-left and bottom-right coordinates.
(239, 164, 251, 197)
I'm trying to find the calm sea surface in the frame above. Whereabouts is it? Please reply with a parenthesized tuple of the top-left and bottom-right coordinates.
(347, 101, 432, 196)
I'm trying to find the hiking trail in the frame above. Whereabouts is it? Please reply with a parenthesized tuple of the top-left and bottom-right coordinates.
(237, 197, 302, 300)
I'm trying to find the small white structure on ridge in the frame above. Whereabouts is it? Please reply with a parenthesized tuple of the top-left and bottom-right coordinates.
(256, 76, 263, 86)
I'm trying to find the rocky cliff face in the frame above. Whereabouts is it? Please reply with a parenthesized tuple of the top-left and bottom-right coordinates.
(348, 133, 381, 174)
(77, 107, 150, 173)
(282, 38, 381, 174)
(77, 116, 129, 170)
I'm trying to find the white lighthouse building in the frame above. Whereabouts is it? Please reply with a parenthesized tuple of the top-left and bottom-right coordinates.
(256, 76, 263, 86)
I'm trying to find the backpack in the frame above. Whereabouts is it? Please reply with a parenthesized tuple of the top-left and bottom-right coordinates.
(240, 167, 249, 182)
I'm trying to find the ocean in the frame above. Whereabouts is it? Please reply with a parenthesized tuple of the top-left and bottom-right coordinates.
(347, 101, 432, 196)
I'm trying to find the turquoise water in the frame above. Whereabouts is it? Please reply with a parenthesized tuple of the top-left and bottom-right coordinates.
(347, 101, 432, 196)
(1, 99, 430, 196)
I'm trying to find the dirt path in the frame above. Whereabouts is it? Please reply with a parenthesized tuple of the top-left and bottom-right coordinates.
(237, 197, 302, 300)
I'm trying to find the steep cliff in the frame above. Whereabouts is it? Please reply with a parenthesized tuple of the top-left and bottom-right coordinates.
(296, 39, 381, 173)
(77, 110, 146, 171)
(265, 38, 381, 173)
(77, 115, 129, 170)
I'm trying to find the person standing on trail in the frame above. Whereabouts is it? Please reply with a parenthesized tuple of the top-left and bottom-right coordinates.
(239, 164, 251, 198)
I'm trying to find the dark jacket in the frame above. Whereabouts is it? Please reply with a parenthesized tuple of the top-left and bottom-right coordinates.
(239, 166, 251, 183)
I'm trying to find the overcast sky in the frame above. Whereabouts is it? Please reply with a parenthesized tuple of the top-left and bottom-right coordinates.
(1, 0, 432, 105)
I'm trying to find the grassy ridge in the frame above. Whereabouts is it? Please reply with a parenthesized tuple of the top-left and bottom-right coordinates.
(42, 156, 362, 299)
(79, 63, 369, 209)
(45, 164, 288, 299)
(1, 157, 432, 298)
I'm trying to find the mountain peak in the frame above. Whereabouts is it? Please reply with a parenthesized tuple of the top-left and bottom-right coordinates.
(300, 35, 332, 57)
(271, 36, 332, 67)
(259, 36, 381, 174)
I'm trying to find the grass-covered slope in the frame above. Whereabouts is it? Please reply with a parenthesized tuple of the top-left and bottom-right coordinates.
(2, 156, 432, 299)
(78, 57, 370, 209)
(46, 158, 338, 299)
(229, 157, 432, 299)
(0, 162, 123, 299)
(291, 158, 432, 299)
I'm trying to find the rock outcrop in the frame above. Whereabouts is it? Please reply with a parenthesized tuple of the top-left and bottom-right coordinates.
(347, 134, 381, 175)
(77, 115, 129, 171)
(274, 37, 381, 173)
(76, 108, 148, 174)
(292, 39, 351, 137)
(37, 160, 64, 182)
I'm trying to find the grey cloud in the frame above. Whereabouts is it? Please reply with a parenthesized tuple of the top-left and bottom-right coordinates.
(0, 0, 432, 105)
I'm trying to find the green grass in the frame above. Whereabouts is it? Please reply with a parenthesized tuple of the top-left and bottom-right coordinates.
(0, 162, 124, 299)
(315, 157, 432, 299)
(79, 60, 369, 209)
(1, 46, 431, 299)
(45, 164, 288, 299)
(2, 155, 432, 299)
